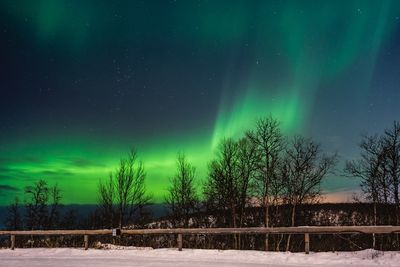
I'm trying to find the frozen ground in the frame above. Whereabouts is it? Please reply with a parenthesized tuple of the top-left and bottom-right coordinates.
(0, 247, 399, 267)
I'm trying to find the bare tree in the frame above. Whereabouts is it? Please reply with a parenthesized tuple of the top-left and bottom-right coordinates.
(236, 137, 259, 229)
(203, 138, 257, 248)
(346, 122, 400, 211)
(344, 134, 388, 248)
(24, 179, 49, 230)
(381, 122, 400, 221)
(23, 179, 62, 230)
(235, 137, 259, 249)
(98, 149, 152, 229)
(165, 152, 198, 227)
(380, 121, 400, 247)
(47, 184, 62, 229)
(204, 138, 239, 230)
(281, 136, 336, 251)
(345, 136, 388, 205)
(246, 116, 284, 250)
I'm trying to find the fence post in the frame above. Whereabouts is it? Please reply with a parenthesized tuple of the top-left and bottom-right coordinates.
(177, 233, 183, 251)
(11, 235, 15, 250)
(304, 233, 310, 254)
(84, 235, 89, 250)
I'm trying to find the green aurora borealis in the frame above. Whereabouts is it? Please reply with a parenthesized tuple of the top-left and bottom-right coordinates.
(1, 0, 400, 204)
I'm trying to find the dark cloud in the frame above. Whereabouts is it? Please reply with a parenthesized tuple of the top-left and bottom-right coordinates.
(67, 158, 105, 168)
(0, 166, 12, 173)
(0, 169, 75, 181)
(0, 184, 18, 191)
(40, 169, 74, 176)
(0, 166, 33, 178)
(0, 172, 33, 181)
(0, 156, 42, 165)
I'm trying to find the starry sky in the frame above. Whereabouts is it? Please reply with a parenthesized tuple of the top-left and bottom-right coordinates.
(1, 0, 400, 205)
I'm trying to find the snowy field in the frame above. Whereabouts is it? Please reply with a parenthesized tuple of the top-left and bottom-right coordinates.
(0, 247, 399, 267)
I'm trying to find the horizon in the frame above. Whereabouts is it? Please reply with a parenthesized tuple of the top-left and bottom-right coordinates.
(1, 0, 400, 205)
(0, 190, 359, 206)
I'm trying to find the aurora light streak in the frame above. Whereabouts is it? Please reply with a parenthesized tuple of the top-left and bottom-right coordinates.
(1, 0, 400, 204)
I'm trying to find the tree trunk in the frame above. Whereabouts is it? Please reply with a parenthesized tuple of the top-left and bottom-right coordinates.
(119, 202, 123, 229)
(396, 204, 400, 249)
(265, 202, 269, 251)
(286, 204, 296, 252)
(274, 201, 281, 251)
(232, 205, 237, 249)
(238, 210, 245, 250)
(264, 195, 269, 251)
(276, 234, 283, 251)
(373, 201, 377, 249)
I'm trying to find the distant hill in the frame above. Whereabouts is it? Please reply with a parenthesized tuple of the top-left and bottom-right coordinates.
(0, 204, 168, 230)
(0, 206, 6, 229)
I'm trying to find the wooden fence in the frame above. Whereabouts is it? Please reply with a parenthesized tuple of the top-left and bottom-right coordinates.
(1, 226, 400, 253)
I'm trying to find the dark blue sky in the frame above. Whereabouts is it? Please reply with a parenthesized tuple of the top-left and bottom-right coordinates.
(0, 0, 400, 204)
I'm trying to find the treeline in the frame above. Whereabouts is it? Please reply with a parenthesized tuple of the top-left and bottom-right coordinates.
(345, 121, 400, 222)
(3, 116, 400, 251)
(164, 116, 337, 250)
(159, 118, 400, 251)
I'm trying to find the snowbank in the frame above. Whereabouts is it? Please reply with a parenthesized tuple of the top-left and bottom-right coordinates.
(0, 247, 399, 267)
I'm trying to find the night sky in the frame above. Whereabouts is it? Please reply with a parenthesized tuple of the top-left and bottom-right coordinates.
(1, 0, 400, 205)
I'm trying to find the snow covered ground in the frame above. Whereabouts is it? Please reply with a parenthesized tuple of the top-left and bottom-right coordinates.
(0, 247, 399, 267)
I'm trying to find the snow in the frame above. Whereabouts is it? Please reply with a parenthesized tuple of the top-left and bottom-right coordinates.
(0, 247, 399, 267)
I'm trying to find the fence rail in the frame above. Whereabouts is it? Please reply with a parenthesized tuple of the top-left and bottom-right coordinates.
(1, 226, 400, 253)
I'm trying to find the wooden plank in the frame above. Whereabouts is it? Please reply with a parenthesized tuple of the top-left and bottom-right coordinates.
(0, 230, 112, 236)
(10, 235, 15, 250)
(1, 226, 400, 237)
(304, 233, 310, 254)
(177, 233, 183, 251)
(84, 235, 89, 250)
(121, 226, 400, 235)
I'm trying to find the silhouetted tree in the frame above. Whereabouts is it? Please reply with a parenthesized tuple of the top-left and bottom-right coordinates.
(235, 137, 259, 248)
(281, 136, 337, 251)
(24, 179, 62, 230)
(48, 184, 62, 229)
(345, 135, 388, 227)
(204, 138, 258, 248)
(381, 121, 400, 224)
(346, 122, 400, 224)
(98, 149, 152, 229)
(24, 179, 48, 229)
(236, 137, 259, 229)
(246, 116, 284, 250)
(165, 152, 198, 227)
(204, 139, 239, 230)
